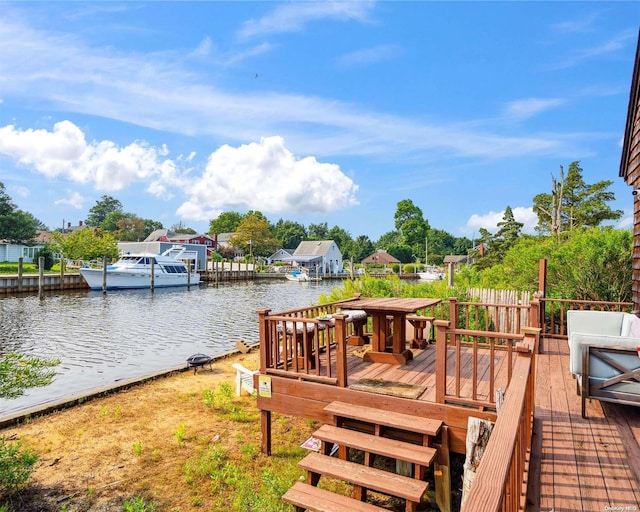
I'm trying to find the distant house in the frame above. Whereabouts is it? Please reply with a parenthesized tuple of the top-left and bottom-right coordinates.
(443, 255, 472, 266)
(280, 240, 343, 274)
(619, 29, 640, 309)
(267, 248, 294, 265)
(0, 230, 56, 264)
(361, 250, 400, 265)
(118, 241, 207, 272)
(145, 229, 218, 257)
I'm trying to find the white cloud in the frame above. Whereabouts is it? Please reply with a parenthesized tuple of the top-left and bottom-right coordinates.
(504, 98, 565, 120)
(238, 1, 374, 40)
(464, 207, 538, 235)
(0, 121, 186, 193)
(178, 136, 359, 221)
(54, 190, 85, 209)
(338, 44, 402, 67)
(9, 185, 29, 199)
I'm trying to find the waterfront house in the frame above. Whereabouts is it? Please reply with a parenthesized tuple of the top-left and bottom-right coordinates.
(280, 240, 343, 275)
(266, 248, 294, 265)
(361, 249, 400, 266)
(144, 229, 218, 258)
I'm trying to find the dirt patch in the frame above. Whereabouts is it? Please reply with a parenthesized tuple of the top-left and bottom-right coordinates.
(1, 350, 461, 511)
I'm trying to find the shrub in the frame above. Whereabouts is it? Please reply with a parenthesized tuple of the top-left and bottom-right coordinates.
(0, 437, 38, 498)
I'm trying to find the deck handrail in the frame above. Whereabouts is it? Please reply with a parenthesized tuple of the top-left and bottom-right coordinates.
(460, 334, 536, 512)
(536, 298, 633, 339)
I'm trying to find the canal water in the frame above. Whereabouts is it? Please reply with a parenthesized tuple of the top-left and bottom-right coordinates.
(0, 279, 341, 417)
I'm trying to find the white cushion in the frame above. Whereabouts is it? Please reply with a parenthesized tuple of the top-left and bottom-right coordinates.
(567, 310, 626, 338)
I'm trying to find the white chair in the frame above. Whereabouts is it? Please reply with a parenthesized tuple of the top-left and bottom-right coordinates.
(231, 363, 258, 396)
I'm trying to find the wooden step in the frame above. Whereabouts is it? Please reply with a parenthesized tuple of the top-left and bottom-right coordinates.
(313, 424, 437, 466)
(282, 482, 388, 512)
(299, 452, 429, 502)
(324, 401, 442, 437)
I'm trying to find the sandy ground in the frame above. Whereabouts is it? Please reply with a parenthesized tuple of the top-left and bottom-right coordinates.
(0, 350, 318, 511)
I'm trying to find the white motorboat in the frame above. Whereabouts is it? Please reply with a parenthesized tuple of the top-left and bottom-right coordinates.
(417, 267, 444, 281)
(285, 269, 311, 282)
(79, 245, 201, 290)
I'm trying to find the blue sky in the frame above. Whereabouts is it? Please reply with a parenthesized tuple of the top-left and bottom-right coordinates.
(0, 2, 638, 241)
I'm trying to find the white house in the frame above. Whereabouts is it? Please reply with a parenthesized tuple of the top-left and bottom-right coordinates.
(280, 240, 343, 275)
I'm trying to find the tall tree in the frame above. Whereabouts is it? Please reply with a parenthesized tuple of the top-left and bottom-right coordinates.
(229, 214, 278, 257)
(116, 217, 146, 241)
(273, 219, 307, 249)
(393, 199, 429, 257)
(85, 196, 123, 227)
(0, 183, 40, 242)
(533, 162, 622, 236)
(209, 212, 243, 234)
(143, 219, 163, 239)
(351, 235, 375, 262)
(308, 222, 329, 240)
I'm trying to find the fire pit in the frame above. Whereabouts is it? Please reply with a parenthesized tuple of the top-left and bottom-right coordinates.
(186, 353, 213, 374)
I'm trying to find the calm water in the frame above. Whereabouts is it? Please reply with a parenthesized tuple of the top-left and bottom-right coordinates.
(0, 279, 340, 417)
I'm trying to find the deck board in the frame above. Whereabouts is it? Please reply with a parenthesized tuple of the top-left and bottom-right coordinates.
(529, 338, 640, 511)
(271, 334, 640, 509)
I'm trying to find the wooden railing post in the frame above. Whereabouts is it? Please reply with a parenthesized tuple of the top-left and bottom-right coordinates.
(528, 300, 540, 329)
(333, 313, 348, 387)
(257, 309, 271, 372)
(448, 297, 458, 330)
(434, 319, 450, 404)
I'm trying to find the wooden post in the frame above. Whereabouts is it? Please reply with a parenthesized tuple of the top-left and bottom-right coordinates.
(102, 256, 107, 294)
(434, 319, 449, 404)
(461, 418, 494, 508)
(257, 309, 271, 372)
(333, 314, 348, 387)
(187, 259, 191, 288)
(150, 258, 155, 291)
(538, 258, 547, 297)
(435, 425, 451, 512)
(17, 257, 23, 293)
(38, 256, 44, 298)
(261, 410, 272, 455)
(59, 256, 65, 291)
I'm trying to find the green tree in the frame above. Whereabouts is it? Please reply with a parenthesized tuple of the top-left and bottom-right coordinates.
(0, 210, 40, 243)
(308, 222, 329, 240)
(143, 219, 163, 239)
(209, 212, 243, 234)
(0, 183, 40, 242)
(85, 196, 123, 227)
(116, 216, 146, 241)
(33, 246, 55, 271)
(375, 230, 402, 249)
(52, 228, 119, 261)
(351, 235, 375, 262)
(273, 219, 307, 248)
(0, 352, 59, 498)
(486, 206, 524, 265)
(393, 199, 429, 257)
(229, 214, 278, 258)
(533, 162, 622, 236)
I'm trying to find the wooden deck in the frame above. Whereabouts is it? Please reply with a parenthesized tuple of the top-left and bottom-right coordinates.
(528, 337, 640, 511)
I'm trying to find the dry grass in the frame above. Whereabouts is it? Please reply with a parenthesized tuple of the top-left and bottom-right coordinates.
(0, 351, 320, 511)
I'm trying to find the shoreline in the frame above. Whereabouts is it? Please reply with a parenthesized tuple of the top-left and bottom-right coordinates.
(0, 342, 259, 430)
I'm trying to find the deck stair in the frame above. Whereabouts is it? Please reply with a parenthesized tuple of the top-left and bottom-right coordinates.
(282, 401, 444, 512)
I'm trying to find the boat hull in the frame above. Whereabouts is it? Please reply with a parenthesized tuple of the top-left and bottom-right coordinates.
(79, 268, 201, 290)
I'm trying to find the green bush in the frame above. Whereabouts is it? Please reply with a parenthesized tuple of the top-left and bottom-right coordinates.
(0, 437, 38, 498)
(33, 246, 55, 271)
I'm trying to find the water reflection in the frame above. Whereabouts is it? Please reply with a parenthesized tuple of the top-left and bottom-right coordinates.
(0, 279, 340, 416)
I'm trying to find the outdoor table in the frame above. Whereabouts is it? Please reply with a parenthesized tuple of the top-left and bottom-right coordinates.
(336, 297, 442, 364)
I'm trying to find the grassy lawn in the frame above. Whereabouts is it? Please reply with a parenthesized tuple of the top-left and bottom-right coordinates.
(0, 262, 64, 274)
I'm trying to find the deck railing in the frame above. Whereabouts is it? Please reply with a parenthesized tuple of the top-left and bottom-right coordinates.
(433, 299, 539, 409)
(535, 298, 632, 338)
(459, 333, 537, 512)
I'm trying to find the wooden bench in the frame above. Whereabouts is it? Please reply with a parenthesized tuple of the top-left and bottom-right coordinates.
(282, 482, 387, 512)
(406, 315, 435, 349)
(299, 452, 428, 512)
